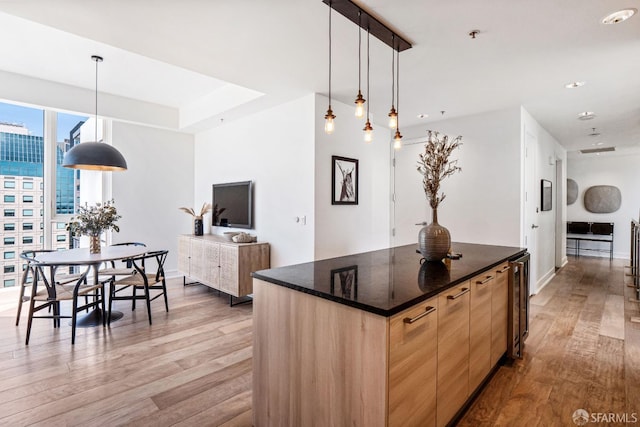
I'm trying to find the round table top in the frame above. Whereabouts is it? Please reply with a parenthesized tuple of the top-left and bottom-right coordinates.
(33, 246, 147, 266)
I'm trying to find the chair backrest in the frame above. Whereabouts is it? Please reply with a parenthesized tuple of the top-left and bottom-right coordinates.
(591, 222, 614, 236)
(111, 242, 147, 247)
(19, 250, 55, 286)
(131, 250, 169, 282)
(567, 221, 590, 234)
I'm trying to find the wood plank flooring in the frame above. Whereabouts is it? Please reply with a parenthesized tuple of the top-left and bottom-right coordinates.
(0, 256, 637, 426)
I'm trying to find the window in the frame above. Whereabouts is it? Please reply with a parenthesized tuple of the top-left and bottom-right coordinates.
(22, 181, 34, 190)
(4, 237, 15, 245)
(4, 209, 16, 217)
(3, 195, 15, 203)
(4, 251, 15, 259)
(23, 223, 33, 230)
(4, 223, 15, 231)
(4, 181, 15, 189)
(23, 236, 33, 244)
(23, 209, 34, 216)
(56, 235, 66, 242)
(23, 195, 34, 203)
(4, 265, 15, 273)
(56, 222, 66, 229)
(4, 279, 16, 287)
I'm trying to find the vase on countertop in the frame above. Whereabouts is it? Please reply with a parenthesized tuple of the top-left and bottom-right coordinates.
(418, 208, 450, 262)
(89, 235, 101, 254)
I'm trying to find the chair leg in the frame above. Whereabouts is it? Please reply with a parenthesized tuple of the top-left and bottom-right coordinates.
(25, 299, 37, 345)
(71, 298, 78, 345)
(108, 282, 114, 325)
(16, 285, 25, 326)
(101, 286, 106, 327)
(144, 285, 152, 325)
(132, 285, 137, 311)
(162, 279, 169, 312)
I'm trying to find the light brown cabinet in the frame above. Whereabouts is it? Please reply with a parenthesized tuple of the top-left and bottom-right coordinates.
(436, 283, 470, 427)
(178, 234, 269, 297)
(491, 262, 510, 365)
(469, 271, 494, 392)
(389, 296, 438, 427)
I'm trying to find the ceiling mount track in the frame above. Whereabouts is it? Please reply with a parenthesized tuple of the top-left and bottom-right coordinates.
(322, 0, 412, 52)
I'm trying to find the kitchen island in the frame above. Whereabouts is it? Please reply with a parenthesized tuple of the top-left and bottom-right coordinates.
(252, 242, 526, 427)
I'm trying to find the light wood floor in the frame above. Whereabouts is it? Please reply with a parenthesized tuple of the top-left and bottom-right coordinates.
(0, 257, 638, 426)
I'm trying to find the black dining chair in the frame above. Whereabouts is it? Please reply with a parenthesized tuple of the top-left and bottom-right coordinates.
(108, 250, 169, 325)
(98, 242, 147, 279)
(25, 261, 105, 345)
(16, 250, 86, 327)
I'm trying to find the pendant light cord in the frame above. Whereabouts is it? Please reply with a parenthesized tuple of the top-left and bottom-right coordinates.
(366, 27, 370, 119)
(358, 11, 362, 93)
(94, 57, 99, 143)
(328, 1, 332, 108)
(396, 48, 400, 127)
(391, 35, 395, 108)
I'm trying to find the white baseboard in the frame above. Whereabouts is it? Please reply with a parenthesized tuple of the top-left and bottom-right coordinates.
(535, 269, 556, 295)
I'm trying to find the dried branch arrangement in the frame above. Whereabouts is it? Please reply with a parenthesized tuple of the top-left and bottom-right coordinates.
(417, 130, 462, 209)
(66, 200, 122, 237)
(179, 203, 212, 219)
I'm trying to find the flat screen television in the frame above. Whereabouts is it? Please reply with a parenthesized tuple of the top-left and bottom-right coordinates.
(212, 181, 253, 229)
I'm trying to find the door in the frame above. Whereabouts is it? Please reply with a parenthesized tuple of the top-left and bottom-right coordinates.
(523, 129, 538, 294)
(393, 138, 429, 246)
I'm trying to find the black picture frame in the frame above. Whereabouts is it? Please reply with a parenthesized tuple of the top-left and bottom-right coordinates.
(330, 265, 358, 300)
(541, 179, 552, 211)
(331, 155, 359, 205)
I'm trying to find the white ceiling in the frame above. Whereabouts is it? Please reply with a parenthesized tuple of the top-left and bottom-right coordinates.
(0, 0, 638, 154)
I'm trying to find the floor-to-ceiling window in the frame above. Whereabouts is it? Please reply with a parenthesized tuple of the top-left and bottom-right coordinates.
(0, 101, 90, 287)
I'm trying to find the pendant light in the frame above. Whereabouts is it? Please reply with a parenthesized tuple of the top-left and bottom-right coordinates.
(388, 35, 398, 129)
(324, 2, 336, 134)
(393, 48, 403, 150)
(363, 27, 373, 143)
(62, 55, 127, 171)
(353, 11, 366, 118)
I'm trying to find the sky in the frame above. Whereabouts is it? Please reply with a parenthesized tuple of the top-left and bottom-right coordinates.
(0, 101, 87, 141)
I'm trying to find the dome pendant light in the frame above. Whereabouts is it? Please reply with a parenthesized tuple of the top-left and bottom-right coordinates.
(388, 35, 398, 129)
(324, 2, 336, 134)
(363, 27, 373, 143)
(393, 48, 403, 150)
(354, 11, 366, 119)
(62, 55, 127, 171)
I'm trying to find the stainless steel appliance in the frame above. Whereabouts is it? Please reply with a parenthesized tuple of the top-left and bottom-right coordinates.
(508, 252, 530, 359)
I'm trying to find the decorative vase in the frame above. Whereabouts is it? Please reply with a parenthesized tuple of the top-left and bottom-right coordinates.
(418, 208, 451, 261)
(89, 235, 101, 254)
(194, 217, 204, 236)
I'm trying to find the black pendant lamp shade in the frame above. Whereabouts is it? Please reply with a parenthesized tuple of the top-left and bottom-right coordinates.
(62, 142, 127, 171)
(62, 55, 127, 171)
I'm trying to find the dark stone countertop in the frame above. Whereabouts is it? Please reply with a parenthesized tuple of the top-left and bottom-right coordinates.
(252, 242, 527, 317)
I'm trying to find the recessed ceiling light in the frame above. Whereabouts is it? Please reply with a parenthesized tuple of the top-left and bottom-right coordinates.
(602, 9, 637, 24)
(565, 81, 585, 89)
(578, 111, 596, 120)
(417, 114, 429, 119)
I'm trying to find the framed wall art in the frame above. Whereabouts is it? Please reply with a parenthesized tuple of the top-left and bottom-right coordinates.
(331, 155, 359, 205)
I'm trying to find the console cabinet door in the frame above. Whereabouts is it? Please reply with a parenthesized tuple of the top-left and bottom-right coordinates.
(219, 245, 239, 296)
(202, 240, 220, 288)
(491, 263, 510, 365)
(469, 271, 494, 392)
(177, 236, 191, 276)
(437, 283, 470, 427)
(389, 296, 438, 427)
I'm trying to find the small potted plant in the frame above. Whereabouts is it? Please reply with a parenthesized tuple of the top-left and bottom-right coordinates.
(66, 200, 122, 254)
(179, 203, 212, 236)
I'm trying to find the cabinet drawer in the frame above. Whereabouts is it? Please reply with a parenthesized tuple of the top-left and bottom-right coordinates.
(389, 296, 438, 427)
(469, 271, 494, 391)
(491, 262, 509, 365)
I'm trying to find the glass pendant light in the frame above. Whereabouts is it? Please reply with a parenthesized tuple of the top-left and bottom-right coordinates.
(354, 11, 366, 118)
(324, 1, 336, 134)
(363, 27, 373, 143)
(388, 35, 398, 128)
(62, 55, 127, 171)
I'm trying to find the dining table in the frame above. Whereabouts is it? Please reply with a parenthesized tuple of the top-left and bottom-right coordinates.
(33, 245, 148, 327)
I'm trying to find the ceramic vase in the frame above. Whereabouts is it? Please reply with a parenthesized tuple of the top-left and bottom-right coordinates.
(89, 235, 101, 254)
(418, 208, 450, 261)
(194, 217, 204, 236)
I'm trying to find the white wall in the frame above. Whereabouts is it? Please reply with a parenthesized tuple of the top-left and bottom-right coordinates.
(400, 108, 522, 247)
(111, 122, 194, 273)
(567, 152, 640, 259)
(522, 108, 567, 290)
(313, 94, 391, 260)
(194, 95, 316, 267)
